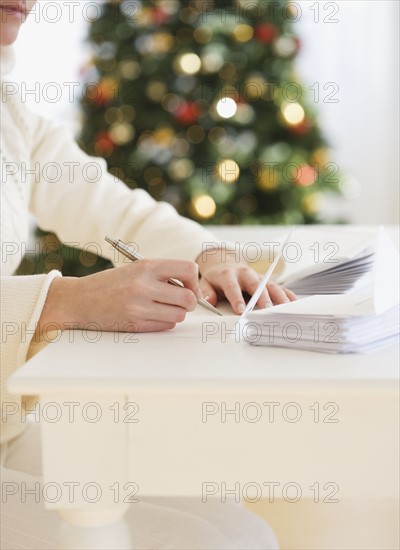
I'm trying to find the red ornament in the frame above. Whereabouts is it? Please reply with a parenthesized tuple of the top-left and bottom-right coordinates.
(87, 78, 118, 107)
(295, 164, 317, 186)
(151, 7, 170, 25)
(254, 24, 278, 44)
(94, 131, 114, 156)
(290, 118, 311, 135)
(174, 101, 200, 126)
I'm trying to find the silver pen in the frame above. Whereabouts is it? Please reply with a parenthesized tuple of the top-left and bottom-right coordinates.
(105, 236, 222, 316)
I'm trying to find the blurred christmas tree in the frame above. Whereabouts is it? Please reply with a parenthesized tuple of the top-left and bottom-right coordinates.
(19, 0, 344, 277)
(79, 0, 342, 227)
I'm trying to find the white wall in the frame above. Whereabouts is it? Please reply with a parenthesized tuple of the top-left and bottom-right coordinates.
(9, 0, 91, 132)
(8, 0, 399, 224)
(296, 0, 399, 224)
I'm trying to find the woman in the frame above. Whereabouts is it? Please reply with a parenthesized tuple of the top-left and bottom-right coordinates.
(1, 1, 292, 547)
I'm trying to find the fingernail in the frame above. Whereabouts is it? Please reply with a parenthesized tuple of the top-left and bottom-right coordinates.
(238, 303, 245, 314)
(265, 301, 273, 308)
(203, 295, 210, 302)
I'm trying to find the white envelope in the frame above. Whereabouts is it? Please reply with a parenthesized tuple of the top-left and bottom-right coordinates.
(247, 227, 399, 318)
(373, 226, 400, 313)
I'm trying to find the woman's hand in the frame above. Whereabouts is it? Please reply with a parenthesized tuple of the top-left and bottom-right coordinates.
(37, 259, 202, 336)
(196, 252, 296, 315)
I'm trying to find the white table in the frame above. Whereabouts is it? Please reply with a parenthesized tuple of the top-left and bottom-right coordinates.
(8, 226, 399, 529)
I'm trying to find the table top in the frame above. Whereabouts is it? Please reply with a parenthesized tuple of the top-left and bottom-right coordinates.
(8, 225, 400, 395)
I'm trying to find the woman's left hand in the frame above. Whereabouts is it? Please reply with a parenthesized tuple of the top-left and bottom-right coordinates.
(196, 253, 296, 315)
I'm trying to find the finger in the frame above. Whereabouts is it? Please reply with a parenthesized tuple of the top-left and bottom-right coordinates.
(152, 281, 197, 311)
(219, 270, 246, 314)
(148, 302, 189, 324)
(282, 287, 297, 301)
(239, 268, 272, 309)
(266, 282, 291, 305)
(152, 259, 201, 298)
(199, 278, 218, 305)
(129, 298, 188, 324)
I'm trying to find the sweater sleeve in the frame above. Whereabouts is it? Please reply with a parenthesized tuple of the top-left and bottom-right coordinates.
(0, 271, 61, 444)
(27, 113, 219, 265)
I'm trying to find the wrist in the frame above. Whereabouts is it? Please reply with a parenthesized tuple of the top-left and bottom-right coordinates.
(36, 276, 82, 334)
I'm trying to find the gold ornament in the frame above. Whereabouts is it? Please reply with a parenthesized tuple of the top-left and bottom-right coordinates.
(244, 74, 269, 101)
(135, 7, 153, 26)
(311, 147, 329, 169)
(191, 195, 216, 219)
(232, 24, 254, 43)
(168, 158, 195, 180)
(281, 102, 305, 126)
(193, 27, 212, 44)
(93, 77, 118, 103)
(146, 80, 167, 102)
(105, 105, 135, 125)
(109, 123, 135, 145)
(151, 32, 175, 54)
(153, 127, 175, 146)
(257, 166, 280, 191)
(175, 52, 202, 75)
(119, 60, 141, 80)
(301, 193, 322, 214)
(217, 159, 240, 184)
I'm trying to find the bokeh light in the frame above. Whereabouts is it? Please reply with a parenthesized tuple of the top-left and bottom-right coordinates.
(217, 159, 240, 184)
(233, 24, 254, 43)
(295, 164, 318, 186)
(177, 52, 201, 75)
(281, 102, 305, 125)
(191, 195, 217, 219)
(216, 98, 238, 119)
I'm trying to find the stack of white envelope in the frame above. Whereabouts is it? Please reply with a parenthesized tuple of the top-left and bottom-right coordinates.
(242, 228, 400, 354)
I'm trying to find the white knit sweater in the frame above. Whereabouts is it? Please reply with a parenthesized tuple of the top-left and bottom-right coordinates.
(0, 46, 216, 444)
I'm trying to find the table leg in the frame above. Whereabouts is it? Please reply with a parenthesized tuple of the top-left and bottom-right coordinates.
(39, 393, 131, 527)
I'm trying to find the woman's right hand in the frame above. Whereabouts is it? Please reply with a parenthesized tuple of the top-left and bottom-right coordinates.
(37, 259, 202, 336)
